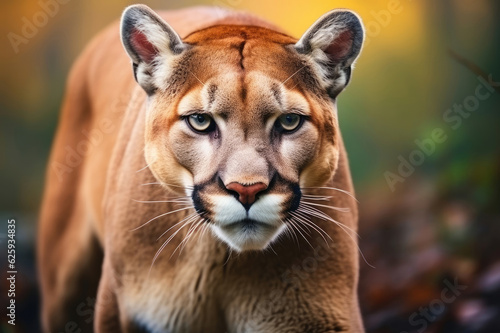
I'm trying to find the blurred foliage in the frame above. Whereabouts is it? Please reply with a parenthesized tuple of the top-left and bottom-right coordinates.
(0, 0, 499, 332)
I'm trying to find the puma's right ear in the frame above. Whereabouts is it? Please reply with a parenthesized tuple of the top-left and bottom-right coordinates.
(120, 4, 186, 94)
(295, 10, 364, 98)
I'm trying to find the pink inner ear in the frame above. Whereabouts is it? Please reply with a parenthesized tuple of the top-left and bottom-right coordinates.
(130, 29, 157, 63)
(324, 30, 353, 62)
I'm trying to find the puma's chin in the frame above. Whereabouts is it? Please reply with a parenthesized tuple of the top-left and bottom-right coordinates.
(211, 220, 286, 252)
(206, 193, 288, 251)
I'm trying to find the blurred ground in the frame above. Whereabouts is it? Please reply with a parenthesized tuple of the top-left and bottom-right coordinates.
(1, 0, 499, 332)
(358, 168, 500, 332)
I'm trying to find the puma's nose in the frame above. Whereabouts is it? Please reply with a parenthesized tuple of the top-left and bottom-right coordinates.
(226, 182, 267, 206)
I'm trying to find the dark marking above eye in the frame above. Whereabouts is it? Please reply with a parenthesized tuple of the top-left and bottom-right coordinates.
(207, 84, 218, 109)
(271, 83, 282, 107)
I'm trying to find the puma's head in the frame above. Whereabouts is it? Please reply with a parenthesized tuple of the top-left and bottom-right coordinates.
(121, 5, 364, 251)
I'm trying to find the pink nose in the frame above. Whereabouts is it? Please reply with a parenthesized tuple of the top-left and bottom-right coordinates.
(226, 182, 268, 206)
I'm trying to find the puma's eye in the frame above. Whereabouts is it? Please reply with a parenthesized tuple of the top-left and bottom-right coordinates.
(187, 114, 215, 133)
(276, 114, 302, 132)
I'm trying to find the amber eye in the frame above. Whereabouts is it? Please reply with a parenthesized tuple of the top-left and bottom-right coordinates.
(276, 114, 302, 132)
(187, 114, 215, 133)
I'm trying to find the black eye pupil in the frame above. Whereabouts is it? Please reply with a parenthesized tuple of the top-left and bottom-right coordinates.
(187, 114, 215, 133)
(276, 114, 301, 132)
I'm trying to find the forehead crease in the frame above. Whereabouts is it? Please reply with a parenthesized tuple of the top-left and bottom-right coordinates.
(241, 42, 302, 78)
(202, 74, 244, 115)
(246, 73, 310, 116)
(186, 42, 244, 88)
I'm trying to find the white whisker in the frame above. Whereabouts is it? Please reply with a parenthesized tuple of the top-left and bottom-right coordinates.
(156, 212, 198, 241)
(140, 181, 193, 190)
(130, 206, 194, 231)
(301, 186, 358, 202)
(174, 218, 206, 257)
(267, 243, 278, 256)
(189, 70, 207, 87)
(300, 200, 350, 213)
(200, 220, 211, 240)
(290, 211, 332, 244)
(281, 65, 306, 85)
(286, 218, 314, 250)
(283, 219, 300, 247)
(136, 163, 152, 173)
(297, 205, 374, 268)
(148, 218, 197, 276)
(223, 248, 233, 266)
(298, 205, 358, 237)
(132, 199, 191, 204)
(301, 195, 332, 201)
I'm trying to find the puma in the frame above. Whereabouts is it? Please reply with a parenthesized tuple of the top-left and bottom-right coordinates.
(38, 4, 365, 332)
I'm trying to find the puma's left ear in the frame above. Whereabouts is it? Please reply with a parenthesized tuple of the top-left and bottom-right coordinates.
(295, 10, 364, 98)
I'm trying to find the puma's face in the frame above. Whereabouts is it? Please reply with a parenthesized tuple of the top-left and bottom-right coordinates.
(121, 5, 364, 251)
(163, 71, 330, 251)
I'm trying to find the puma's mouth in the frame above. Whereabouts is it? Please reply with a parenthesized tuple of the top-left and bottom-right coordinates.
(222, 218, 277, 232)
(199, 193, 287, 251)
(191, 179, 301, 251)
(211, 218, 286, 252)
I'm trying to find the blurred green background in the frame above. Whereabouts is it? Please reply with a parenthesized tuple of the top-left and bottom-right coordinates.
(1, 0, 499, 332)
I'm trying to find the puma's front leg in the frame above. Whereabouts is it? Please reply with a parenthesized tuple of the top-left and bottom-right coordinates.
(94, 262, 122, 332)
(38, 205, 103, 333)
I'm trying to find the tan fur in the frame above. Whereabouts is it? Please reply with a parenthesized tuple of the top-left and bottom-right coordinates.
(39, 6, 364, 332)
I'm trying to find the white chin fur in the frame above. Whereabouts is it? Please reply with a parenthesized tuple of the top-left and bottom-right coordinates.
(210, 194, 286, 251)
